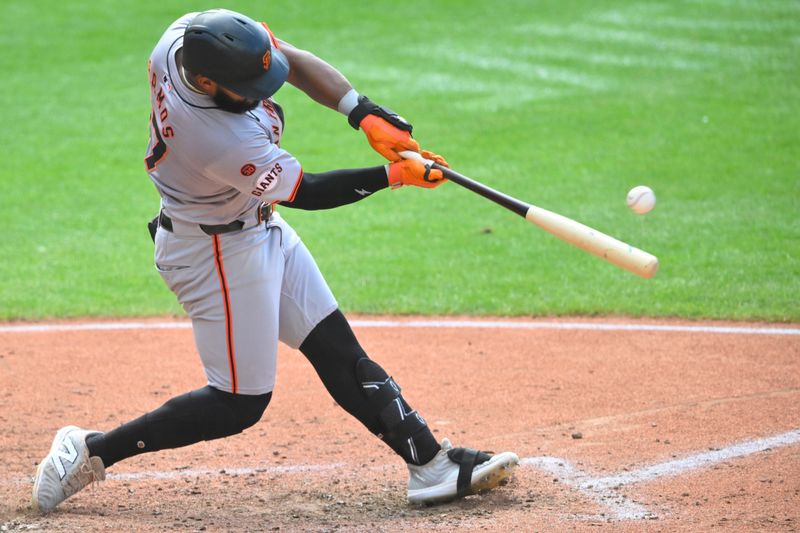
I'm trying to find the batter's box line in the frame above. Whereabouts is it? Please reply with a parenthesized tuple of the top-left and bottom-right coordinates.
(520, 428, 800, 520)
(5, 430, 798, 519)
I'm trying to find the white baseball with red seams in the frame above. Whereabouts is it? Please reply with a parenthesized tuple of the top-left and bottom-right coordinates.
(626, 185, 656, 215)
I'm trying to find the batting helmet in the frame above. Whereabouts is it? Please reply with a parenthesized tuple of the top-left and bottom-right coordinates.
(183, 9, 289, 101)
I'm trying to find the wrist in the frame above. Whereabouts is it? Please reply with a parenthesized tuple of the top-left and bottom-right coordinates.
(347, 95, 372, 129)
(347, 96, 413, 132)
(386, 163, 403, 189)
(337, 89, 360, 116)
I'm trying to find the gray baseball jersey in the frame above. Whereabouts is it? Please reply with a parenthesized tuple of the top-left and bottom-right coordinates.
(146, 13, 302, 226)
(147, 14, 337, 395)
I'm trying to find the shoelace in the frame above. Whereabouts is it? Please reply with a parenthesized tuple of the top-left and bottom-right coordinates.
(65, 461, 102, 494)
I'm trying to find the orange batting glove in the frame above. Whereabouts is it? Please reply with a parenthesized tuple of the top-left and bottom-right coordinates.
(360, 115, 420, 161)
(348, 96, 419, 161)
(387, 150, 449, 189)
(419, 150, 449, 169)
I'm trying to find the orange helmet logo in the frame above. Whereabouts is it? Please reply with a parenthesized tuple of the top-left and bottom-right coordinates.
(262, 50, 271, 71)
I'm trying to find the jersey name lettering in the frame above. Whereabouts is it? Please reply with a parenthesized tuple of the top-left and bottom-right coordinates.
(261, 101, 283, 144)
(145, 61, 175, 171)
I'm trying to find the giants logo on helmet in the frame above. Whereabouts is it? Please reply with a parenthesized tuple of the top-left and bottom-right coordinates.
(251, 162, 283, 197)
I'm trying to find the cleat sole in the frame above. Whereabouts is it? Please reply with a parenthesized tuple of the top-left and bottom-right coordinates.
(470, 459, 517, 495)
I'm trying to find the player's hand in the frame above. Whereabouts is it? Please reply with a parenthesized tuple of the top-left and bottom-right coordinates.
(419, 149, 449, 169)
(360, 115, 420, 161)
(387, 150, 448, 189)
(347, 96, 419, 161)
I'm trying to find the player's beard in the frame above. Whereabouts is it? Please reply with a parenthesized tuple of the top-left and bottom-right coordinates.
(212, 89, 260, 114)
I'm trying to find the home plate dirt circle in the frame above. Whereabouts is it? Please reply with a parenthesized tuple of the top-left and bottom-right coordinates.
(0, 316, 798, 532)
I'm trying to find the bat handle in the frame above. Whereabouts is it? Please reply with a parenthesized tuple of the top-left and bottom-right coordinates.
(398, 150, 434, 166)
(400, 150, 531, 218)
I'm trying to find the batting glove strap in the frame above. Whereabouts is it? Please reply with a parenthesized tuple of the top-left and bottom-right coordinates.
(348, 95, 413, 133)
(387, 151, 448, 189)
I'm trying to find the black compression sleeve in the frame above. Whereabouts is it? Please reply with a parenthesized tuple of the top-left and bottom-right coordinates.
(85, 386, 271, 468)
(280, 166, 388, 210)
(299, 309, 440, 465)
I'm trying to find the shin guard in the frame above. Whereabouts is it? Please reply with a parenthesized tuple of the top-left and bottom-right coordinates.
(355, 358, 440, 465)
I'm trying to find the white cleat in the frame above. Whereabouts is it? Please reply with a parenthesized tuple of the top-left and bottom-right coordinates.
(407, 438, 518, 505)
(31, 426, 106, 513)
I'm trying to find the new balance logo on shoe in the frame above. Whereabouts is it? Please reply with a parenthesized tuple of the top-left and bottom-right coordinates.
(52, 436, 78, 479)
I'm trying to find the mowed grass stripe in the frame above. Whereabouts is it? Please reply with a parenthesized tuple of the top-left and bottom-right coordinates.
(597, 11, 800, 33)
(683, 0, 800, 12)
(418, 47, 612, 91)
(515, 45, 709, 72)
(0, 0, 797, 320)
(518, 23, 778, 59)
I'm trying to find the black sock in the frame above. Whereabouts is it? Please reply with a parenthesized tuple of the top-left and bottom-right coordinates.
(86, 386, 271, 468)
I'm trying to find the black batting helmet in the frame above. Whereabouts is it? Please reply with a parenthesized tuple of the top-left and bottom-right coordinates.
(183, 9, 289, 100)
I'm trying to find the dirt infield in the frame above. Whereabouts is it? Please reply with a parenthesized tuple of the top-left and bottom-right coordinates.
(1, 316, 798, 532)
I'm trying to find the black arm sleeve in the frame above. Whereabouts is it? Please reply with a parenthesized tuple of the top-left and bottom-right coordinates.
(280, 166, 389, 211)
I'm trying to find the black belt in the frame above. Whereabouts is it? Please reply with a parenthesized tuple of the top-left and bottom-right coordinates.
(159, 203, 272, 236)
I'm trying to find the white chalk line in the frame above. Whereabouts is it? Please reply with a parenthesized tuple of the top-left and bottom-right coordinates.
(8, 429, 798, 521)
(1, 319, 798, 335)
(522, 428, 800, 520)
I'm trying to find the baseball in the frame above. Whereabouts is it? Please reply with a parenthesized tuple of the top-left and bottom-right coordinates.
(626, 185, 656, 215)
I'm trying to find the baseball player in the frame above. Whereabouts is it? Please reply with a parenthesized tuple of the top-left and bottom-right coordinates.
(32, 9, 518, 513)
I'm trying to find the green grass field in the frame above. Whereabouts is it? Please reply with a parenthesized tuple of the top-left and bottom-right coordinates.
(1, 0, 797, 320)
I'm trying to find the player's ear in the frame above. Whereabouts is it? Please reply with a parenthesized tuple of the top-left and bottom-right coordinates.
(192, 74, 217, 95)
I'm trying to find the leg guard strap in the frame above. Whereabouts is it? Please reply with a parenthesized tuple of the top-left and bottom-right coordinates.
(355, 377, 402, 421)
(381, 411, 427, 448)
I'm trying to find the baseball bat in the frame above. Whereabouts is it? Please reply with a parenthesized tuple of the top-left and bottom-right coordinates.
(399, 151, 659, 279)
